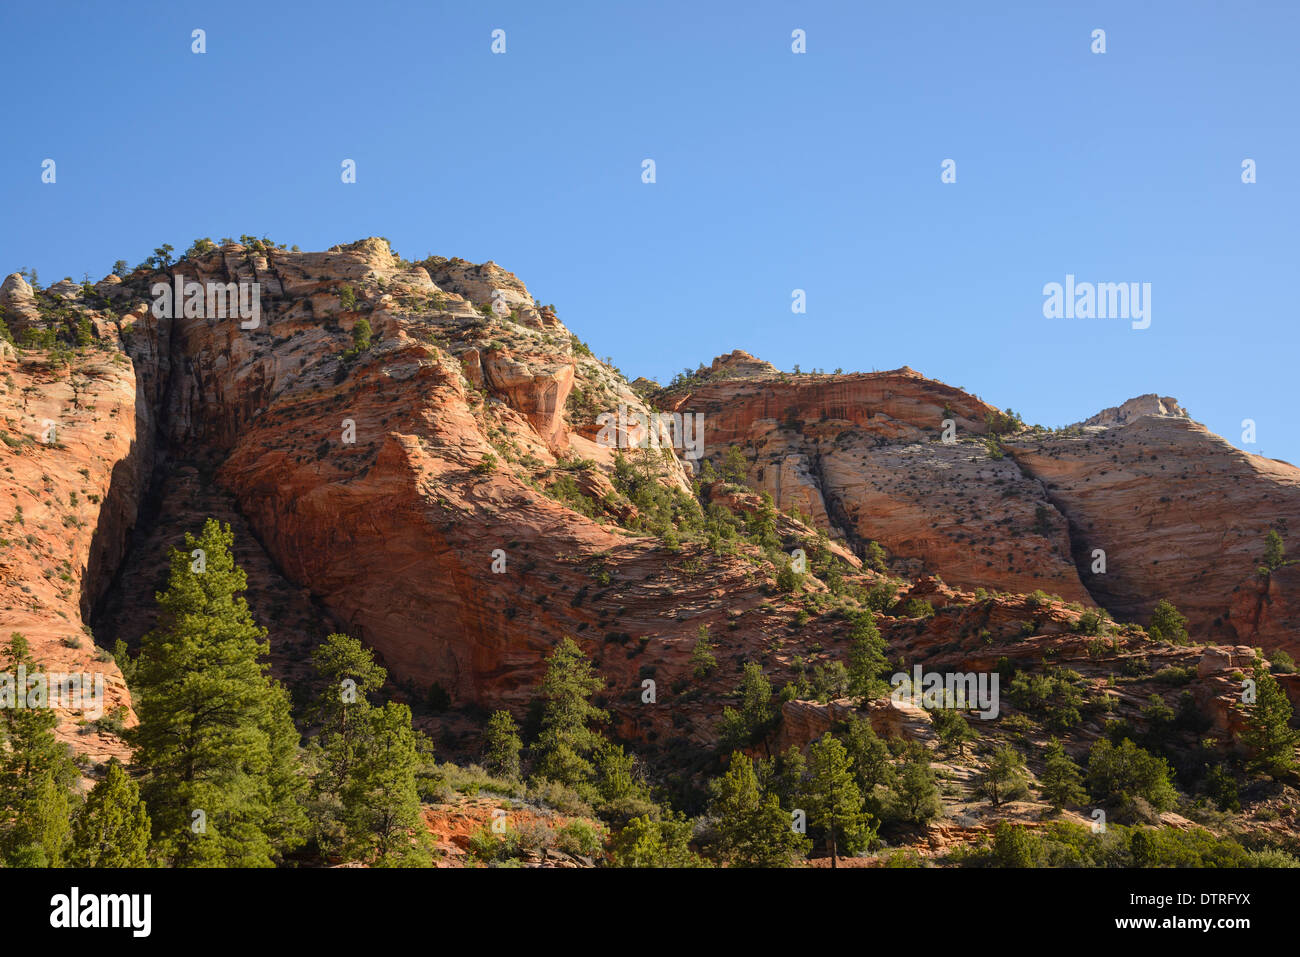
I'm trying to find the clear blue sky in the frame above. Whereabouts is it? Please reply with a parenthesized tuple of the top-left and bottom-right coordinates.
(3, 1, 1297, 460)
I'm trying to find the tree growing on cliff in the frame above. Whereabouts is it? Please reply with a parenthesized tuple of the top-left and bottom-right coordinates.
(1147, 599, 1189, 645)
(709, 752, 809, 867)
(67, 760, 151, 867)
(1241, 662, 1300, 779)
(1263, 529, 1287, 572)
(0, 632, 80, 867)
(532, 637, 607, 796)
(865, 540, 888, 573)
(689, 624, 718, 679)
(343, 318, 372, 359)
(718, 663, 777, 755)
(129, 519, 308, 867)
(845, 613, 889, 702)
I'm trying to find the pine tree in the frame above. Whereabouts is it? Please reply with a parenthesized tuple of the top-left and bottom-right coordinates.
(129, 519, 307, 867)
(894, 746, 942, 824)
(1085, 738, 1177, 811)
(689, 624, 718, 679)
(533, 637, 607, 793)
(0, 632, 79, 867)
(340, 702, 431, 866)
(67, 760, 151, 867)
(1264, 529, 1286, 571)
(709, 752, 809, 867)
(840, 715, 895, 817)
(992, 821, 1038, 867)
(1242, 662, 1300, 778)
(1148, 599, 1189, 645)
(931, 708, 977, 756)
(1039, 737, 1087, 809)
(610, 811, 703, 867)
(865, 541, 888, 573)
(311, 632, 387, 733)
(803, 733, 874, 867)
(759, 745, 808, 812)
(308, 631, 388, 801)
(845, 613, 888, 702)
(306, 632, 429, 864)
(976, 745, 1032, 806)
(718, 662, 776, 754)
(481, 710, 523, 781)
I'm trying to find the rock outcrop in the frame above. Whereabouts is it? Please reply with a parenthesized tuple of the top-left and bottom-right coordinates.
(4, 241, 1297, 783)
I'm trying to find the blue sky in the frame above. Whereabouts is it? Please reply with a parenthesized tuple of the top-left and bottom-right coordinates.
(3, 1, 1297, 460)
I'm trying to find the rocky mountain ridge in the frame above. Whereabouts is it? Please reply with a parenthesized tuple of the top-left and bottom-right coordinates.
(2, 239, 1297, 782)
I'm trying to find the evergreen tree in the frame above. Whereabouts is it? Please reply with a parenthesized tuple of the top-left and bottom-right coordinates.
(310, 632, 387, 734)
(718, 662, 776, 754)
(481, 710, 522, 781)
(992, 821, 1038, 867)
(931, 708, 977, 756)
(1147, 599, 1189, 645)
(1264, 529, 1286, 571)
(976, 745, 1032, 806)
(1205, 764, 1241, 812)
(611, 812, 703, 867)
(845, 613, 889, 702)
(307, 632, 428, 864)
(339, 702, 431, 866)
(689, 624, 718, 679)
(759, 745, 807, 812)
(0, 632, 80, 867)
(533, 637, 607, 794)
(128, 519, 307, 867)
(840, 715, 895, 817)
(709, 752, 809, 867)
(1242, 662, 1300, 778)
(1086, 738, 1178, 812)
(67, 760, 151, 867)
(1039, 737, 1087, 809)
(308, 632, 388, 802)
(893, 746, 942, 824)
(865, 541, 888, 573)
(803, 733, 874, 866)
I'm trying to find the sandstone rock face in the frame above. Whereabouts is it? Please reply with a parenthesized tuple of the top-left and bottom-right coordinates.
(0, 272, 41, 335)
(1003, 415, 1300, 641)
(663, 364, 1300, 644)
(4, 241, 1296, 783)
(1197, 645, 1259, 679)
(660, 366, 1092, 602)
(0, 344, 140, 764)
(1077, 393, 1188, 428)
(776, 696, 934, 752)
(54, 242, 795, 744)
(1228, 563, 1300, 662)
